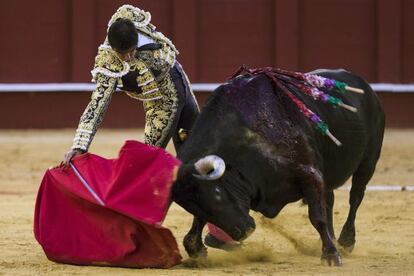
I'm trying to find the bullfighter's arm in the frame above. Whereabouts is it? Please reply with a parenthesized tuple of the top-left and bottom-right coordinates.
(71, 46, 129, 152)
(71, 74, 117, 152)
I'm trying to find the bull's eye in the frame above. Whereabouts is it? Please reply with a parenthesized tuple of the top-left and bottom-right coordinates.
(214, 187, 222, 201)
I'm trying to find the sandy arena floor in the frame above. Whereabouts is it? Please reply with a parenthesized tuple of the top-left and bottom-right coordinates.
(0, 129, 413, 275)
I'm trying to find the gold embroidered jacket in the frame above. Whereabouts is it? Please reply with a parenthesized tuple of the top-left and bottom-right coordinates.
(72, 5, 178, 151)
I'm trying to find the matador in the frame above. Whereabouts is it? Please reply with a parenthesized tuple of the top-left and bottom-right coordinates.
(64, 4, 199, 160)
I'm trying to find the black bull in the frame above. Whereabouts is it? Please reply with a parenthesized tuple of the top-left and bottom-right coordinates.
(172, 69, 385, 266)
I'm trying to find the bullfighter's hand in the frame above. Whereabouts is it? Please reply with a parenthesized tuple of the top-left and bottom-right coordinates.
(61, 149, 84, 167)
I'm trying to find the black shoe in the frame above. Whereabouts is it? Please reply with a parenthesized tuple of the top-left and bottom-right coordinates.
(204, 234, 241, 251)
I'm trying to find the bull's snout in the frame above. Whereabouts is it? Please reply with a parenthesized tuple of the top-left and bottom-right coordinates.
(231, 216, 256, 241)
(242, 226, 255, 240)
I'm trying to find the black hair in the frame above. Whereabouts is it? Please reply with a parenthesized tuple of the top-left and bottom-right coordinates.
(108, 18, 138, 52)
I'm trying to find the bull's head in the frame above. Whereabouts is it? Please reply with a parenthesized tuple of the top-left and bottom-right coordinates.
(172, 155, 256, 242)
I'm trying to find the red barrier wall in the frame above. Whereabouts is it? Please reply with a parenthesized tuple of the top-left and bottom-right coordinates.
(0, 92, 412, 129)
(0, 1, 412, 129)
(1, 0, 413, 83)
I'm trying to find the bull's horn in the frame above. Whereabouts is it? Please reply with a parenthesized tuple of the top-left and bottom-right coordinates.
(193, 155, 226, 181)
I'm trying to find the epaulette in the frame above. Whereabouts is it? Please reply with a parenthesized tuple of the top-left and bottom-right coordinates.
(90, 46, 130, 81)
(107, 4, 151, 30)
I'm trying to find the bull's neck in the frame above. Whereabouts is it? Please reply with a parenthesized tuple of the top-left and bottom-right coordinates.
(227, 167, 257, 209)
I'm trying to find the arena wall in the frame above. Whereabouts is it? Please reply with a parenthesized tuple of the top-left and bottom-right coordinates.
(0, 0, 412, 128)
(0, 91, 412, 129)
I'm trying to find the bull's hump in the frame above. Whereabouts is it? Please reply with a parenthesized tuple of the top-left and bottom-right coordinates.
(221, 74, 270, 94)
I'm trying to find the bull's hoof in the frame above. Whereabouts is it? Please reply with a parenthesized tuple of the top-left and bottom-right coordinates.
(204, 233, 241, 251)
(340, 244, 355, 255)
(338, 231, 355, 253)
(183, 235, 207, 258)
(184, 242, 207, 258)
(321, 251, 342, 266)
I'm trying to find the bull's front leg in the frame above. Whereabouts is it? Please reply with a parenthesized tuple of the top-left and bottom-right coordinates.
(298, 165, 342, 266)
(183, 216, 207, 258)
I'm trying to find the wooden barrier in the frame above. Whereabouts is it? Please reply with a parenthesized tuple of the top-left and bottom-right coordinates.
(1, 0, 413, 83)
(0, 91, 412, 129)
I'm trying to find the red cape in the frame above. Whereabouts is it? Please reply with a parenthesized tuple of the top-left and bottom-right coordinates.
(34, 140, 182, 268)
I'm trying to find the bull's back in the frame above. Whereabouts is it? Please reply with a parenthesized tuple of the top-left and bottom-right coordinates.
(306, 69, 385, 189)
(225, 69, 385, 189)
(187, 70, 384, 190)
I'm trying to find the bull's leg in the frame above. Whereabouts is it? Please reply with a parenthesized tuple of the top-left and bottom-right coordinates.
(338, 162, 374, 252)
(325, 190, 336, 240)
(183, 216, 207, 258)
(306, 192, 342, 266)
(298, 165, 342, 266)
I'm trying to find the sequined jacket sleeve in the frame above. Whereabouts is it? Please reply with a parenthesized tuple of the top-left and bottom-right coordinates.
(71, 73, 117, 151)
(71, 49, 129, 151)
